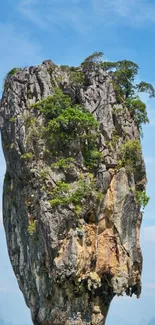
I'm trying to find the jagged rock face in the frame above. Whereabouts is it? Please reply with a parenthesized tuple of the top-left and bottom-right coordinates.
(0, 61, 146, 325)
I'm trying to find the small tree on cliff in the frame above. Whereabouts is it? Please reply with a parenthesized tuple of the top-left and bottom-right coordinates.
(81, 52, 104, 70)
(113, 60, 139, 99)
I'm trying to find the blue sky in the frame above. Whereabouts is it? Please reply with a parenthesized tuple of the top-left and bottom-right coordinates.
(1, 0, 155, 324)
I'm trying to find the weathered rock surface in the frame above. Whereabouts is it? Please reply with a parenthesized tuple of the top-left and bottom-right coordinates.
(0, 60, 146, 324)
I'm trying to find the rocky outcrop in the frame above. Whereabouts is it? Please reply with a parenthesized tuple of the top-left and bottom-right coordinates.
(0, 59, 146, 324)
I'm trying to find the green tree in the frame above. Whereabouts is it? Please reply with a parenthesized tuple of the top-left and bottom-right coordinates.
(136, 81, 155, 97)
(33, 88, 101, 169)
(136, 190, 150, 210)
(126, 97, 149, 132)
(100, 61, 117, 71)
(33, 87, 72, 120)
(114, 60, 139, 99)
(119, 139, 142, 172)
(81, 52, 104, 70)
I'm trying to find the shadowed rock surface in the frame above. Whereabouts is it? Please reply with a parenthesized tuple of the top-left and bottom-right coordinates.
(0, 59, 146, 324)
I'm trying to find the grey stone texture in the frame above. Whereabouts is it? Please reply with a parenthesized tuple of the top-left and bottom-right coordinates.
(0, 61, 146, 324)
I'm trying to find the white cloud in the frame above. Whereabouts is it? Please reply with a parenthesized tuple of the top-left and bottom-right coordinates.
(93, 0, 137, 17)
(18, 0, 92, 33)
(19, 0, 46, 29)
(93, 0, 155, 26)
(17, 0, 155, 35)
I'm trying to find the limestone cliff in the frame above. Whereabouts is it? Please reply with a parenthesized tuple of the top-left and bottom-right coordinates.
(0, 56, 148, 325)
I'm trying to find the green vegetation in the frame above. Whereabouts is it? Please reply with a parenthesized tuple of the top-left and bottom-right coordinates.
(24, 53, 152, 215)
(49, 64, 85, 86)
(135, 190, 150, 210)
(27, 220, 37, 236)
(27, 89, 33, 99)
(10, 143, 15, 149)
(51, 157, 74, 170)
(25, 116, 38, 127)
(111, 129, 120, 148)
(48, 178, 101, 210)
(81, 52, 104, 70)
(74, 205, 82, 216)
(39, 168, 51, 180)
(69, 70, 84, 85)
(23, 114, 44, 148)
(48, 65, 57, 85)
(7, 68, 20, 77)
(21, 152, 34, 160)
(47, 105, 98, 140)
(33, 88, 101, 169)
(106, 129, 120, 149)
(49, 181, 71, 207)
(83, 147, 103, 168)
(32, 88, 72, 120)
(48, 177, 104, 215)
(126, 98, 149, 135)
(118, 139, 141, 172)
(48, 64, 57, 75)
(47, 53, 155, 134)
(80, 53, 155, 133)
(136, 81, 155, 97)
(100, 61, 117, 71)
(47, 52, 154, 134)
(60, 65, 70, 72)
(69, 180, 92, 205)
(9, 117, 17, 122)
(113, 60, 139, 100)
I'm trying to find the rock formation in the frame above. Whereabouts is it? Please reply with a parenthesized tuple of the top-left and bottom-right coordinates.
(0, 56, 148, 324)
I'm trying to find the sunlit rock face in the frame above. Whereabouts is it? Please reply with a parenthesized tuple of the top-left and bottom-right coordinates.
(0, 59, 146, 325)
